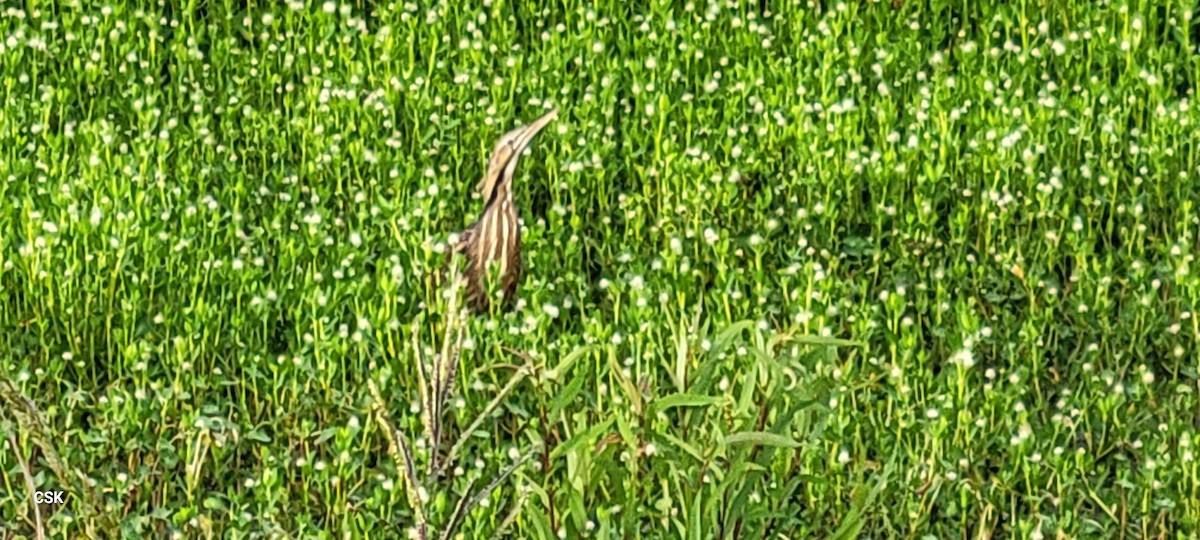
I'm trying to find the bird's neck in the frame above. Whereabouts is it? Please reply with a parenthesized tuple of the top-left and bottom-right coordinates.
(485, 181, 517, 214)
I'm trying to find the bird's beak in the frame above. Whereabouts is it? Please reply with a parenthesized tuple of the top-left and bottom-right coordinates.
(512, 108, 558, 154)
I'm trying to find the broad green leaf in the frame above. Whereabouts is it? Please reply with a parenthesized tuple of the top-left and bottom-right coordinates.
(246, 428, 271, 443)
(654, 392, 719, 412)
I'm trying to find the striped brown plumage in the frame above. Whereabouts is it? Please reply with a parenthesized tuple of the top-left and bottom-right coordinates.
(448, 109, 558, 313)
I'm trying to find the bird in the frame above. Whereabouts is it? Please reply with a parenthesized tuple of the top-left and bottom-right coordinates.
(448, 108, 558, 313)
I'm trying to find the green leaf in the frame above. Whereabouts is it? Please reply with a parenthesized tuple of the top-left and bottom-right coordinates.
(614, 410, 637, 453)
(203, 496, 226, 510)
(709, 320, 757, 359)
(689, 485, 703, 540)
(654, 392, 719, 412)
(735, 361, 759, 420)
(779, 334, 866, 348)
(315, 427, 337, 445)
(827, 471, 888, 540)
(660, 432, 706, 463)
(673, 317, 690, 392)
(543, 344, 595, 382)
(246, 428, 271, 443)
(569, 487, 587, 534)
(550, 418, 615, 462)
(607, 347, 643, 415)
(548, 371, 587, 419)
(723, 431, 801, 449)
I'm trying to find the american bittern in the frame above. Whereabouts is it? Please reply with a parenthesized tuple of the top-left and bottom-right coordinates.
(449, 108, 558, 313)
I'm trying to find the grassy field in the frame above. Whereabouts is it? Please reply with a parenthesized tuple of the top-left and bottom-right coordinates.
(2, 0, 1199, 538)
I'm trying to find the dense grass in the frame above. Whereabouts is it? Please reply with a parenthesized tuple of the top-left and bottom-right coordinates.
(2, 0, 1199, 537)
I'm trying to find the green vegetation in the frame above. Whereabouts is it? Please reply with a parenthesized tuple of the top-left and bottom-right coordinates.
(2, 0, 1199, 538)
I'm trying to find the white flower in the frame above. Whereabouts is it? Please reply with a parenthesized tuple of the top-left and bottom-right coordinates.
(950, 348, 975, 368)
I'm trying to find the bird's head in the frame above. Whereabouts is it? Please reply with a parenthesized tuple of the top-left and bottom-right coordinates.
(476, 108, 558, 205)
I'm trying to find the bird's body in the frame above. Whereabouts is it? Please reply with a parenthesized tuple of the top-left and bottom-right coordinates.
(450, 109, 557, 313)
(454, 185, 523, 312)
